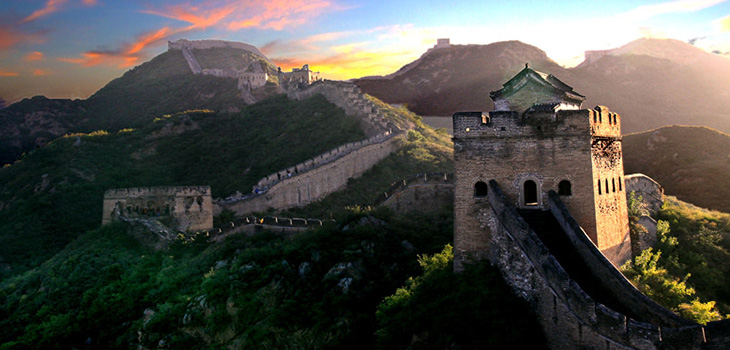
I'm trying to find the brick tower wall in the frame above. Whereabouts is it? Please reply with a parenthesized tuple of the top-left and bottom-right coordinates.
(589, 106, 631, 266)
(453, 109, 601, 266)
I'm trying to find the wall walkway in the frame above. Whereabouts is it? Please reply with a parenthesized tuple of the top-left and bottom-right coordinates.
(479, 180, 730, 349)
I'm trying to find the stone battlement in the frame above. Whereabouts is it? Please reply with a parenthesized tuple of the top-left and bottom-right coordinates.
(102, 186, 213, 232)
(104, 186, 211, 199)
(452, 106, 621, 139)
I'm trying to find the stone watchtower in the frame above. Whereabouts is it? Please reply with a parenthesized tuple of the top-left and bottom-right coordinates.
(453, 65, 631, 268)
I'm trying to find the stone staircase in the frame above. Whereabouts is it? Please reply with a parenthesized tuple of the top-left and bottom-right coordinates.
(288, 80, 409, 136)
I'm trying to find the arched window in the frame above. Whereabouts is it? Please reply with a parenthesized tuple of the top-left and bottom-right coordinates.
(523, 180, 538, 206)
(558, 180, 572, 196)
(474, 181, 488, 198)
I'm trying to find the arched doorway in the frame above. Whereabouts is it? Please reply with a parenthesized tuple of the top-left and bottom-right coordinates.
(558, 180, 572, 196)
(523, 180, 538, 206)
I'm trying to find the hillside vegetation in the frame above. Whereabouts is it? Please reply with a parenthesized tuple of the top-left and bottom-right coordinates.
(0, 99, 534, 349)
(623, 125, 730, 213)
(0, 95, 364, 277)
(0, 48, 278, 166)
(622, 196, 730, 319)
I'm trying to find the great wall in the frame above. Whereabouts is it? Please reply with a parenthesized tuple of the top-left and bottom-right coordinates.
(105, 67, 413, 227)
(100, 41, 730, 349)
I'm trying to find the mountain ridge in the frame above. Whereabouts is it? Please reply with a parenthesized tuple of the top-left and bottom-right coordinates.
(355, 38, 730, 134)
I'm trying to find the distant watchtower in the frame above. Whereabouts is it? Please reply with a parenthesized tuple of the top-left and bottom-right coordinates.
(452, 65, 631, 268)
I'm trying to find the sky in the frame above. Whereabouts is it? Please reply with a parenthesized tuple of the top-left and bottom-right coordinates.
(1, 0, 729, 104)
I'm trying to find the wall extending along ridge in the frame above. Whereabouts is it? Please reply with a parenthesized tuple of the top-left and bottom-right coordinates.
(288, 80, 400, 136)
(168, 39, 273, 65)
(216, 132, 403, 215)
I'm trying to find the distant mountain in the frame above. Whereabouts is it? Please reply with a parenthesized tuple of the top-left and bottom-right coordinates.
(356, 38, 730, 134)
(355, 41, 565, 116)
(623, 125, 730, 213)
(0, 42, 279, 165)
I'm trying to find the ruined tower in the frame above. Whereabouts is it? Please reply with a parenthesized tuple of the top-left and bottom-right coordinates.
(452, 65, 631, 268)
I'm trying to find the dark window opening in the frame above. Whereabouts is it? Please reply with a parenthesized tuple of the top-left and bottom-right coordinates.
(474, 181, 488, 198)
(605, 179, 609, 193)
(558, 180, 572, 196)
(619, 177, 623, 191)
(598, 179, 602, 195)
(593, 114, 597, 123)
(612, 178, 616, 193)
(524, 180, 538, 206)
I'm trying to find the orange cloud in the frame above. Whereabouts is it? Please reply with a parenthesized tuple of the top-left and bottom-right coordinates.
(82, 0, 98, 5)
(21, 0, 68, 23)
(146, 0, 338, 32)
(126, 27, 173, 55)
(33, 69, 52, 76)
(59, 51, 137, 68)
(0, 26, 46, 51)
(24, 51, 44, 62)
(143, 5, 236, 31)
(60, 25, 178, 68)
(0, 70, 19, 77)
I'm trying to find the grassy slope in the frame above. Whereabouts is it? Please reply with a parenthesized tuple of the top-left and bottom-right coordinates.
(0, 94, 364, 277)
(623, 125, 730, 213)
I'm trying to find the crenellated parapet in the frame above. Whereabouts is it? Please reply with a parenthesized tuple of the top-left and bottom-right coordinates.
(102, 185, 213, 232)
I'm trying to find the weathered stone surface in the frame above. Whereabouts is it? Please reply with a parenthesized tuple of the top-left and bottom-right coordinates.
(625, 173, 664, 219)
(453, 105, 630, 267)
(102, 186, 213, 232)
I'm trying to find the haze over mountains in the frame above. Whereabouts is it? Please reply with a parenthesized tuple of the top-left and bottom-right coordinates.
(355, 38, 730, 135)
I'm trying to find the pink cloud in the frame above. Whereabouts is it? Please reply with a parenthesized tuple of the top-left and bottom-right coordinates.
(60, 27, 176, 68)
(33, 68, 52, 76)
(21, 0, 69, 24)
(24, 51, 44, 62)
(146, 0, 339, 32)
(0, 26, 46, 51)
